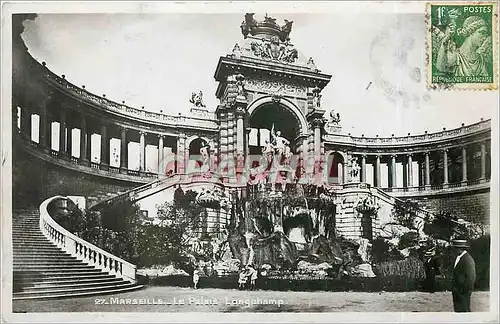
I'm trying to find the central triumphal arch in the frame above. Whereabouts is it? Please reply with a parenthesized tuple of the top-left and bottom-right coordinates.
(211, 13, 332, 183)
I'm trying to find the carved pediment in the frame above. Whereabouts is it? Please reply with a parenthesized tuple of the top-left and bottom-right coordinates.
(244, 76, 307, 98)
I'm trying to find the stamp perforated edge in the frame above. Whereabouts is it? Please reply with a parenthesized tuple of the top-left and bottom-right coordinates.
(426, 1, 499, 91)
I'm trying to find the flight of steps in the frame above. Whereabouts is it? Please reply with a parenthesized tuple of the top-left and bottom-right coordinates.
(13, 209, 143, 300)
(86, 189, 129, 209)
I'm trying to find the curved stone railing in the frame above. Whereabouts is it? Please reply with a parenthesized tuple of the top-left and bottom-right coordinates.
(17, 134, 155, 184)
(87, 175, 168, 210)
(324, 119, 490, 147)
(374, 186, 433, 220)
(39, 196, 137, 283)
(88, 171, 236, 211)
(330, 181, 433, 220)
(380, 178, 490, 197)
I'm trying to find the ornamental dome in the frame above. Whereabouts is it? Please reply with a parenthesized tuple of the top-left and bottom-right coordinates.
(240, 13, 293, 42)
(232, 13, 318, 71)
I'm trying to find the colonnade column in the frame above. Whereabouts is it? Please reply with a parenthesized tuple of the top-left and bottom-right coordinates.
(375, 155, 381, 187)
(120, 128, 127, 171)
(343, 157, 349, 184)
(86, 128, 92, 164)
(235, 108, 245, 155)
(480, 142, 486, 180)
(177, 133, 186, 174)
(80, 117, 88, 163)
(245, 128, 251, 157)
(390, 155, 396, 188)
(310, 118, 324, 179)
(443, 149, 448, 186)
(139, 131, 146, 171)
(302, 137, 309, 180)
(100, 124, 108, 166)
(314, 124, 321, 161)
(360, 155, 366, 183)
(235, 108, 246, 178)
(402, 157, 408, 188)
(219, 113, 228, 171)
(39, 99, 48, 151)
(424, 152, 430, 188)
(21, 106, 31, 140)
(59, 109, 67, 155)
(158, 134, 164, 175)
(227, 112, 235, 163)
(461, 146, 468, 183)
(407, 154, 413, 187)
(66, 126, 72, 157)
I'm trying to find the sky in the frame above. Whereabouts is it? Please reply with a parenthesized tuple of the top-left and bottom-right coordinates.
(21, 11, 496, 137)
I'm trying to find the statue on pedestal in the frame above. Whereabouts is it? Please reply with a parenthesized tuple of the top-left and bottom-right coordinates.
(190, 91, 206, 108)
(262, 139, 273, 156)
(235, 74, 246, 98)
(282, 145, 293, 167)
(270, 124, 290, 164)
(347, 156, 360, 182)
(199, 141, 211, 173)
(329, 110, 341, 125)
(307, 57, 317, 70)
(232, 43, 242, 58)
(311, 87, 322, 109)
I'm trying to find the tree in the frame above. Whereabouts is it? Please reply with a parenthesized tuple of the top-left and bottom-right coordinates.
(95, 198, 142, 262)
(141, 188, 205, 269)
(391, 199, 420, 230)
(397, 231, 420, 250)
(423, 211, 460, 241)
(49, 198, 86, 235)
(371, 237, 402, 263)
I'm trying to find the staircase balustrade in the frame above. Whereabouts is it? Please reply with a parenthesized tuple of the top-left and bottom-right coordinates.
(39, 196, 137, 283)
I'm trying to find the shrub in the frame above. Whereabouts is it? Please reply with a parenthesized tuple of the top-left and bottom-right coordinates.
(470, 235, 490, 290)
(146, 274, 455, 292)
(423, 212, 458, 241)
(48, 198, 86, 235)
(391, 200, 420, 230)
(375, 256, 425, 279)
(371, 238, 402, 263)
(397, 231, 420, 250)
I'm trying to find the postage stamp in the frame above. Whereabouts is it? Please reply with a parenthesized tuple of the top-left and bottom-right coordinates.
(427, 2, 498, 90)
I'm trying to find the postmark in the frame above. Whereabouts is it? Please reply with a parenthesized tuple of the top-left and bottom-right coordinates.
(427, 2, 498, 90)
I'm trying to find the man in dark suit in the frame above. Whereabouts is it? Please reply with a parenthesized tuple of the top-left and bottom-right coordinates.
(451, 239, 476, 312)
(423, 247, 441, 293)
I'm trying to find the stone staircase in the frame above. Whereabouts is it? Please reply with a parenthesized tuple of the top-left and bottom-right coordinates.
(85, 189, 129, 208)
(12, 209, 143, 300)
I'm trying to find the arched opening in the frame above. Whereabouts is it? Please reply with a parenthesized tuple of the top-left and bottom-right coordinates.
(326, 152, 344, 184)
(188, 137, 210, 172)
(248, 101, 302, 168)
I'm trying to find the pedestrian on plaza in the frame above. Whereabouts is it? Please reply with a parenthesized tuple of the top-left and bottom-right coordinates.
(423, 247, 441, 293)
(192, 269, 200, 289)
(238, 269, 248, 290)
(451, 238, 476, 312)
(249, 265, 258, 290)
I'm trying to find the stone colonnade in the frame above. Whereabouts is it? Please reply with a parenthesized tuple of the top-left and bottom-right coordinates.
(330, 145, 490, 188)
(15, 102, 214, 176)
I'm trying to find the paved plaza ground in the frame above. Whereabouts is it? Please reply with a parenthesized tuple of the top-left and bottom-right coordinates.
(13, 286, 489, 313)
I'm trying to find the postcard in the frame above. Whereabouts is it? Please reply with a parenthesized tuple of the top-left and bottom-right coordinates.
(1, 1, 498, 323)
